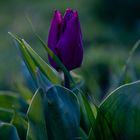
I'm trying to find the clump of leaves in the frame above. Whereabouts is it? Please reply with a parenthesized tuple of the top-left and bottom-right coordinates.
(0, 29, 140, 140)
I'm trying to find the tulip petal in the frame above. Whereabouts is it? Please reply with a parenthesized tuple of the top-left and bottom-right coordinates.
(60, 9, 75, 35)
(63, 9, 75, 22)
(57, 15, 83, 71)
(48, 10, 62, 50)
(48, 10, 62, 70)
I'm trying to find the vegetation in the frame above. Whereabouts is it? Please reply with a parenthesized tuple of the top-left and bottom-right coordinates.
(0, 1, 140, 139)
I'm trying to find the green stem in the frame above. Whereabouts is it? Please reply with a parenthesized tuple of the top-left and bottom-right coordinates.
(64, 73, 70, 89)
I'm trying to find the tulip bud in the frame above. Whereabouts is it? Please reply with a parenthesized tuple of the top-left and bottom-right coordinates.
(48, 9, 83, 71)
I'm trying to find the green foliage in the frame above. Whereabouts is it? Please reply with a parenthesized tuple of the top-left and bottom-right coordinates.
(46, 86, 80, 140)
(95, 81, 140, 140)
(80, 40, 140, 102)
(27, 88, 48, 140)
(0, 91, 28, 113)
(11, 111, 28, 140)
(76, 89, 96, 136)
(0, 122, 20, 140)
(0, 108, 13, 122)
(27, 85, 80, 140)
(0, 32, 140, 140)
(9, 32, 59, 84)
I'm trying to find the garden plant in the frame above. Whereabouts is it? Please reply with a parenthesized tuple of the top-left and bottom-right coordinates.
(0, 8, 140, 140)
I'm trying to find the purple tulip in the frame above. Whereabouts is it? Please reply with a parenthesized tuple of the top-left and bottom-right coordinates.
(48, 9, 83, 71)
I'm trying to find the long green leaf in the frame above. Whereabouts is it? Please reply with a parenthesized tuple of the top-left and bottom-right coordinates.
(75, 89, 96, 138)
(16, 84, 33, 103)
(9, 32, 61, 85)
(9, 32, 37, 80)
(95, 81, 140, 140)
(0, 91, 28, 113)
(0, 108, 13, 122)
(27, 88, 48, 140)
(21, 39, 61, 85)
(0, 122, 20, 140)
(11, 111, 28, 140)
(45, 85, 80, 140)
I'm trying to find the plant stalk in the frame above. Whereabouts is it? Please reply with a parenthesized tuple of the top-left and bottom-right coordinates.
(64, 73, 70, 89)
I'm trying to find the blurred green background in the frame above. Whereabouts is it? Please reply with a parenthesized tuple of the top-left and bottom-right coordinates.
(1, 0, 140, 101)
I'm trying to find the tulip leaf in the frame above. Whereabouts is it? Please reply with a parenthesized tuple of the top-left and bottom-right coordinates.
(82, 94, 96, 127)
(21, 39, 61, 85)
(75, 89, 96, 136)
(88, 128, 96, 140)
(16, 83, 33, 103)
(45, 85, 80, 140)
(27, 88, 48, 140)
(11, 111, 28, 140)
(0, 108, 26, 124)
(79, 127, 88, 140)
(8, 32, 37, 80)
(0, 91, 28, 113)
(94, 81, 140, 140)
(0, 122, 20, 140)
(36, 68, 52, 90)
(0, 108, 13, 122)
(21, 61, 37, 92)
(9, 32, 62, 86)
